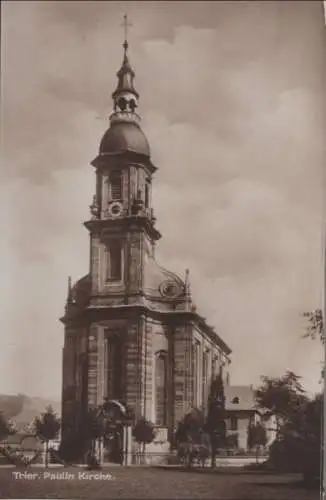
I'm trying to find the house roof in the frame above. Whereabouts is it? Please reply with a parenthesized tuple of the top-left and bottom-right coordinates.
(225, 385, 256, 411)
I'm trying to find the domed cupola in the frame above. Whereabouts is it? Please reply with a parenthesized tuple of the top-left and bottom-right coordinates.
(99, 122, 150, 157)
(92, 18, 156, 170)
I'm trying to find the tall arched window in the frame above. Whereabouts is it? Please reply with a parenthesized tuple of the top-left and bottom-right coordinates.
(104, 331, 123, 400)
(155, 351, 167, 426)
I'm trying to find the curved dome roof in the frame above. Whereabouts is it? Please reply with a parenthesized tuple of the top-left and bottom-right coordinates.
(71, 274, 91, 307)
(99, 122, 150, 157)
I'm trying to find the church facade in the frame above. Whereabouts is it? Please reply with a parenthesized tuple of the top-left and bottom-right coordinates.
(60, 35, 232, 449)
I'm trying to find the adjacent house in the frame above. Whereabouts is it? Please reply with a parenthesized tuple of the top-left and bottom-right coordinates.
(225, 385, 277, 451)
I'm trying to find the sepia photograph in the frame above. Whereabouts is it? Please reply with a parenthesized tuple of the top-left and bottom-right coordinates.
(0, 1, 325, 499)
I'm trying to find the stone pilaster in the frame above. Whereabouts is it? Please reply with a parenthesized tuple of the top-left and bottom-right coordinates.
(191, 342, 196, 408)
(90, 234, 101, 294)
(128, 234, 141, 293)
(96, 326, 105, 405)
(166, 323, 175, 436)
(143, 318, 153, 420)
(62, 328, 75, 390)
(87, 324, 99, 407)
(125, 320, 141, 416)
(184, 323, 193, 414)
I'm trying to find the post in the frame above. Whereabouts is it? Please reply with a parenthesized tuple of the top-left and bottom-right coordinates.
(123, 425, 132, 466)
(43, 442, 46, 468)
(99, 438, 104, 466)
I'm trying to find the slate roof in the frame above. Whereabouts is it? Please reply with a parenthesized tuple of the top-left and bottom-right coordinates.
(225, 385, 256, 411)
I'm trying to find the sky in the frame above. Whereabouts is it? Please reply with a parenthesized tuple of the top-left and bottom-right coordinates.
(1, 1, 325, 400)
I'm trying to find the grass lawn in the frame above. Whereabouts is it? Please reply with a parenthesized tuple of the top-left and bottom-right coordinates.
(0, 466, 320, 499)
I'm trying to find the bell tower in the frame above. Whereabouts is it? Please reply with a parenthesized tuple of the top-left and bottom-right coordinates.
(85, 20, 160, 306)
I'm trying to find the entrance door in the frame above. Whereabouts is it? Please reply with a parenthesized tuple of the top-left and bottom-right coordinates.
(103, 426, 123, 464)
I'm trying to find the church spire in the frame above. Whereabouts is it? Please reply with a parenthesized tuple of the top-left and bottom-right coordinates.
(121, 14, 132, 62)
(110, 15, 140, 124)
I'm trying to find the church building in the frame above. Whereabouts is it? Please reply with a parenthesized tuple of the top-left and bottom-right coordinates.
(60, 28, 232, 451)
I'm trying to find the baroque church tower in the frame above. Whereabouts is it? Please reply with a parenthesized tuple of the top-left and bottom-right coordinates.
(60, 24, 231, 451)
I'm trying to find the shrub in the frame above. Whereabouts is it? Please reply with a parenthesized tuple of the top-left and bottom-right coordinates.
(132, 418, 156, 446)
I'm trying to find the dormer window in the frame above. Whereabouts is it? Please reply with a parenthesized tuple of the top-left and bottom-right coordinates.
(232, 396, 239, 404)
(109, 170, 122, 200)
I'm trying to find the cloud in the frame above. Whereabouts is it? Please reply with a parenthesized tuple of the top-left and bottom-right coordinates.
(0, 1, 324, 399)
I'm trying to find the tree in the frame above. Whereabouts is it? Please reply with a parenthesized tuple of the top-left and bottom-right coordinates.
(247, 421, 267, 463)
(205, 374, 226, 468)
(175, 408, 206, 468)
(268, 393, 322, 483)
(0, 412, 15, 442)
(132, 418, 156, 464)
(255, 371, 307, 439)
(34, 406, 60, 468)
(256, 371, 322, 483)
(82, 406, 107, 468)
(303, 309, 324, 380)
(84, 407, 106, 444)
(303, 309, 324, 344)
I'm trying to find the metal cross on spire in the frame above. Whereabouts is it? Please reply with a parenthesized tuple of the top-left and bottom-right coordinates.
(121, 14, 133, 53)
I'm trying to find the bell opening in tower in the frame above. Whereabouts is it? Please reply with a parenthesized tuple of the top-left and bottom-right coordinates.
(109, 170, 123, 201)
(105, 240, 123, 282)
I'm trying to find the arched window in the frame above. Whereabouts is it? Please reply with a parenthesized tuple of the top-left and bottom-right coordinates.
(155, 351, 167, 426)
(211, 355, 216, 380)
(104, 332, 123, 400)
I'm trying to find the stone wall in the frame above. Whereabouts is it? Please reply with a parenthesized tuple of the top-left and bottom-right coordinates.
(191, 322, 230, 412)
